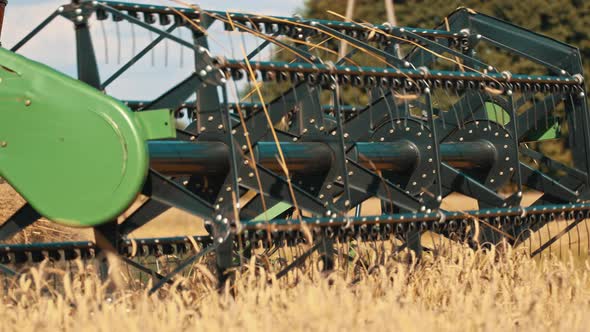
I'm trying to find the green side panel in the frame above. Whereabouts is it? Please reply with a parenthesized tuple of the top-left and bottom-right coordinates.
(135, 110, 175, 140)
(485, 102, 560, 141)
(485, 102, 510, 125)
(0, 48, 163, 227)
(523, 118, 561, 141)
(252, 202, 292, 221)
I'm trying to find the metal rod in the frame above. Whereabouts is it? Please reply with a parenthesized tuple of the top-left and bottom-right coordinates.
(97, 3, 193, 49)
(102, 24, 178, 89)
(150, 140, 498, 176)
(149, 141, 230, 175)
(0, 0, 7, 43)
(10, 9, 60, 52)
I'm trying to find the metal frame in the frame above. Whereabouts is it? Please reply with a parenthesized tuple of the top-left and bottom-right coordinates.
(3, 0, 590, 289)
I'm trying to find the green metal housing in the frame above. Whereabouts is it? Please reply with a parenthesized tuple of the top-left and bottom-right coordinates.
(0, 48, 174, 227)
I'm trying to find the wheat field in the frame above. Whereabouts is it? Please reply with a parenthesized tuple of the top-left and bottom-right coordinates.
(1, 183, 590, 331)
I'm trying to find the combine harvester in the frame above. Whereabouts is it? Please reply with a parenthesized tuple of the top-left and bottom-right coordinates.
(0, 0, 589, 290)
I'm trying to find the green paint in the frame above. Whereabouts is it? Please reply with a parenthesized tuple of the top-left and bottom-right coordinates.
(524, 118, 561, 141)
(252, 202, 292, 221)
(135, 110, 175, 140)
(485, 102, 510, 125)
(485, 102, 560, 141)
(0, 48, 174, 227)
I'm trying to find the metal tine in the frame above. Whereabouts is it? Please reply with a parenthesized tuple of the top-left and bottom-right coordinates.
(573, 217, 581, 256)
(566, 214, 574, 258)
(453, 88, 465, 130)
(525, 229, 533, 257)
(239, 33, 255, 101)
(546, 215, 553, 257)
(403, 98, 409, 128)
(465, 90, 478, 128)
(178, 28, 184, 68)
(559, 215, 564, 259)
(164, 31, 169, 67)
(116, 21, 121, 65)
(130, 22, 136, 58)
(533, 93, 538, 132)
(419, 94, 425, 131)
(536, 225, 544, 259)
(568, 94, 577, 132)
(149, 30, 155, 67)
(433, 89, 447, 131)
(542, 94, 550, 131)
(288, 244, 297, 277)
(442, 88, 460, 130)
(99, 20, 109, 64)
(391, 89, 402, 125)
(378, 87, 396, 134)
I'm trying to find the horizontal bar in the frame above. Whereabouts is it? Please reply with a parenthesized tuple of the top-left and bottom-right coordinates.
(0, 235, 213, 253)
(150, 140, 497, 177)
(11, 9, 61, 52)
(149, 141, 229, 176)
(98, 1, 457, 39)
(123, 100, 364, 114)
(240, 203, 590, 230)
(97, 3, 193, 49)
(221, 59, 582, 88)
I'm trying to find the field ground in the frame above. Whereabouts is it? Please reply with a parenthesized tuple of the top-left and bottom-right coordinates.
(1, 183, 590, 331)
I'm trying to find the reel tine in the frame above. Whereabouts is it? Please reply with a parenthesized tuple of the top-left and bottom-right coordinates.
(116, 20, 121, 65)
(523, 230, 534, 257)
(164, 32, 169, 67)
(99, 19, 109, 64)
(536, 225, 543, 259)
(178, 28, 184, 68)
(130, 22, 136, 58)
(574, 216, 581, 256)
(149, 30, 155, 67)
(559, 213, 566, 257)
(546, 217, 553, 257)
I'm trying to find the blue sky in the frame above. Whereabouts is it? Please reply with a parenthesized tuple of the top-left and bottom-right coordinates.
(3, 0, 304, 100)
